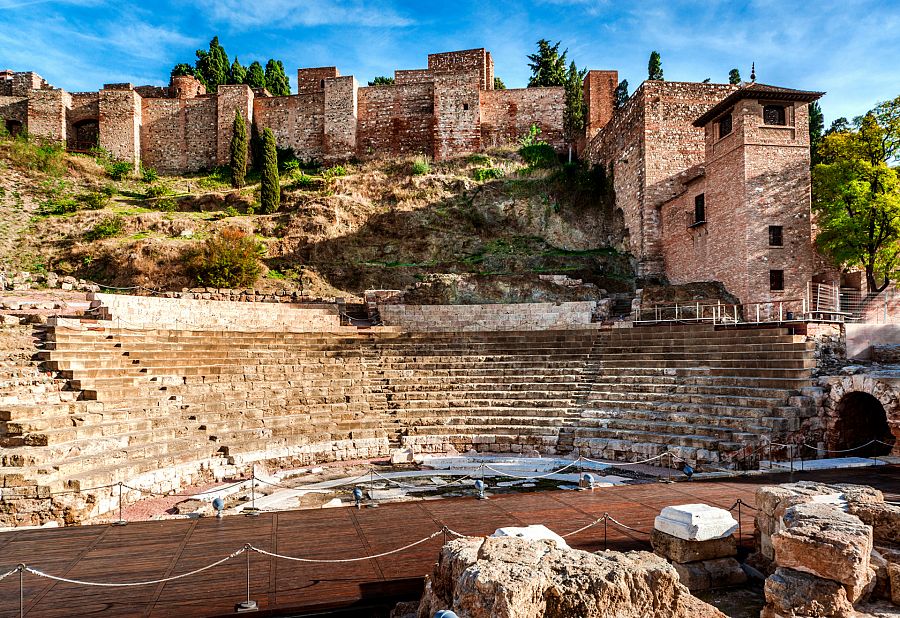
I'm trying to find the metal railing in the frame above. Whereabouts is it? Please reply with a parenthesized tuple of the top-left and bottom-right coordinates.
(632, 298, 821, 325)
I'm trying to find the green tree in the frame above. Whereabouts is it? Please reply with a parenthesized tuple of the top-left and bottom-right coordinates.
(493, 77, 506, 90)
(171, 63, 195, 77)
(648, 51, 663, 81)
(229, 110, 248, 188)
(809, 101, 825, 164)
(368, 76, 395, 86)
(245, 61, 266, 89)
(563, 60, 587, 154)
(192, 227, 264, 288)
(527, 39, 568, 87)
(194, 36, 230, 92)
(812, 96, 900, 293)
(230, 57, 247, 85)
(615, 79, 629, 109)
(264, 59, 291, 96)
(260, 128, 280, 213)
(728, 68, 741, 85)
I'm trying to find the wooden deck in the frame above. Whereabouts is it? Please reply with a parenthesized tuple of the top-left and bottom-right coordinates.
(1, 465, 898, 617)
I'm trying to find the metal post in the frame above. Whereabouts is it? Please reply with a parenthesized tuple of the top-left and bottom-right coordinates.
(235, 546, 258, 612)
(18, 564, 24, 618)
(779, 303, 783, 322)
(756, 304, 760, 323)
(696, 302, 699, 321)
(733, 305, 738, 323)
(246, 471, 259, 517)
(737, 501, 743, 548)
(113, 482, 127, 526)
(603, 513, 608, 550)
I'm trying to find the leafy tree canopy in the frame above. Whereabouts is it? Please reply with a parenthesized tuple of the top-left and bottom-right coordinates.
(729, 68, 741, 85)
(245, 62, 266, 90)
(368, 76, 395, 86)
(493, 77, 506, 90)
(648, 51, 663, 81)
(812, 95, 900, 293)
(527, 39, 568, 87)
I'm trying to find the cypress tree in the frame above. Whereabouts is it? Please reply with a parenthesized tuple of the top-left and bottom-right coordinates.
(245, 61, 266, 90)
(230, 57, 247, 85)
(230, 110, 248, 188)
(648, 51, 663, 81)
(614, 79, 629, 109)
(728, 68, 741, 85)
(260, 128, 280, 214)
(493, 77, 506, 90)
(563, 60, 587, 148)
(195, 36, 229, 92)
(264, 60, 291, 96)
(808, 101, 825, 164)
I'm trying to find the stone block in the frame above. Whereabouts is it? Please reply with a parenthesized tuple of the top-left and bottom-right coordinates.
(651, 528, 736, 563)
(672, 557, 746, 591)
(654, 504, 738, 541)
(849, 502, 900, 545)
(763, 567, 853, 618)
(772, 502, 873, 601)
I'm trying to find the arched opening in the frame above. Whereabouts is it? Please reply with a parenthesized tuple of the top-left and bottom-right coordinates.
(832, 392, 894, 456)
(4, 119, 23, 137)
(71, 119, 99, 151)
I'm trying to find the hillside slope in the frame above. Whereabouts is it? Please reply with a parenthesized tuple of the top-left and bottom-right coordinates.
(0, 137, 634, 302)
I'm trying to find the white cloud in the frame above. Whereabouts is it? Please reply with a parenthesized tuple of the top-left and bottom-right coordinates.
(197, 0, 414, 29)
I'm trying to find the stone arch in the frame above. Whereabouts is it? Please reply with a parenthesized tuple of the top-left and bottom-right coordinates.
(71, 119, 99, 151)
(4, 118, 23, 137)
(819, 372, 900, 456)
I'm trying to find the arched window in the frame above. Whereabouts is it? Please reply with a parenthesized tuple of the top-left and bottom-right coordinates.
(763, 105, 786, 126)
(4, 119, 23, 137)
(717, 113, 732, 138)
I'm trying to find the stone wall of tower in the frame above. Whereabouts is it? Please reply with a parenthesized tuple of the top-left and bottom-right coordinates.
(583, 70, 618, 140)
(428, 49, 493, 90)
(323, 76, 357, 160)
(26, 89, 70, 142)
(140, 96, 217, 173)
(216, 84, 254, 166)
(433, 71, 482, 160)
(356, 82, 434, 158)
(479, 87, 565, 150)
(252, 93, 325, 161)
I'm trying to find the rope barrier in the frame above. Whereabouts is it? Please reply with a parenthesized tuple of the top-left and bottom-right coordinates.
(23, 547, 246, 587)
(605, 514, 652, 536)
(248, 529, 446, 563)
(0, 567, 19, 583)
(481, 459, 583, 480)
(560, 516, 607, 538)
(579, 452, 686, 467)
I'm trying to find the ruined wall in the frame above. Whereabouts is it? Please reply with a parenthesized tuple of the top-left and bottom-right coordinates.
(26, 89, 70, 142)
(433, 72, 481, 160)
(394, 69, 433, 85)
(378, 301, 600, 331)
(141, 96, 217, 173)
(297, 67, 338, 94)
(253, 93, 325, 160)
(356, 82, 435, 157)
(479, 87, 565, 150)
(0, 96, 27, 129)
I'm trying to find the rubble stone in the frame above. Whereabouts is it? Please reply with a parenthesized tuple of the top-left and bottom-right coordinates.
(763, 567, 854, 618)
(672, 558, 747, 591)
(651, 528, 737, 563)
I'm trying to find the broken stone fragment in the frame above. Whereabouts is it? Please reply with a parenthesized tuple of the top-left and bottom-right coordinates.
(763, 567, 854, 618)
(672, 557, 747, 591)
(654, 503, 738, 541)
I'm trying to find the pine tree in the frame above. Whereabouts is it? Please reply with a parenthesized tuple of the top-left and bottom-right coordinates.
(563, 61, 587, 148)
(265, 60, 291, 96)
(172, 63, 195, 77)
(230, 110, 248, 188)
(493, 77, 506, 90)
(368, 76, 395, 86)
(648, 51, 663, 81)
(195, 36, 229, 92)
(260, 128, 280, 214)
(245, 61, 266, 90)
(808, 101, 825, 164)
(230, 57, 247, 85)
(527, 39, 568, 87)
(614, 80, 629, 109)
(728, 68, 741, 85)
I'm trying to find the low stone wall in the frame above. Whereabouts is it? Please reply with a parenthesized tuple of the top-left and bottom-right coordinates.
(89, 293, 341, 332)
(846, 323, 900, 360)
(378, 301, 601, 332)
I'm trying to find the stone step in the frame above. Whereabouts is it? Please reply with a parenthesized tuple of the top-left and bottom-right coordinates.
(584, 390, 784, 409)
(575, 408, 797, 432)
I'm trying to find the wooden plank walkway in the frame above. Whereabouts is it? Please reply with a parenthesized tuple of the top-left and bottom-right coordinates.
(0, 465, 897, 617)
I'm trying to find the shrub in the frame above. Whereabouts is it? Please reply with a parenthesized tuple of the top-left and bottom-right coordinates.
(198, 166, 231, 189)
(140, 166, 159, 183)
(519, 143, 558, 168)
(192, 227, 264, 288)
(154, 197, 178, 212)
(222, 206, 240, 218)
(144, 183, 170, 199)
(289, 173, 315, 190)
(85, 216, 124, 240)
(42, 196, 79, 215)
(79, 191, 110, 210)
(107, 161, 133, 180)
(473, 167, 504, 182)
(260, 128, 280, 214)
(101, 184, 117, 198)
(518, 124, 543, 147)
(230, 110, 248, 188)
(410, 156, 431, 176)
(282, 158, 300, 173)
(467, 153, 492, 166)
(322, 165, 347, 180)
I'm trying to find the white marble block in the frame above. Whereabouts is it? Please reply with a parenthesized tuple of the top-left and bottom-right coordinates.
(654, 504, 738, 541)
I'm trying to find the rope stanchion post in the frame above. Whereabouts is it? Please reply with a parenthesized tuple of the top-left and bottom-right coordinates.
(603, 513, 608, 550)
(113, 482, 127, 526)
(235, 545, 257, 613)
(246, 471, 259, 518)
(18, 564, 24, 618)
(737, 500, 743, 549)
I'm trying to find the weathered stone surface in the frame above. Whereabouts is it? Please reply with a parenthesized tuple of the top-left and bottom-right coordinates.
(654, 504, 738, 541)
(870, 548, 891, 600)
(672, 558, 747, 591)
(763, 567, 854, 618)
(651, 528, 736, 563)
(850, 502, 900, 545)
(890, 562, 900, 606)
(772, 502, 873, 601)
(417, 536, 726, 618)
(490, 525, 569, 550)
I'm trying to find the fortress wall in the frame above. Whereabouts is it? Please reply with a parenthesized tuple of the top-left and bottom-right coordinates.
(216, 84, 254, 165)
(356, 82, 435, 157)
(26, 89, 70, 142)
(141, 96, 218, 173)
(89, 293, 342, 331)
(378, 301, 599, 331)
(253, 93, 325, 161)
(433, 72, 481, 160)
(67, 93, 99, 124)
(323, 76, 357, 160)
(429, 49, 492, 90)
(0, 97, 27, 127)
(297, 67, 338, 94)
(479, 86, 566, 150)
(99, 86, 141, 168)
(394, 69, 433, 85)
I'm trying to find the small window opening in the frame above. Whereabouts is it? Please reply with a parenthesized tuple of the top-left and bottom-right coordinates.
(718, 113, 732, 138)
(763, 105, 786, 126)
(693, 193, 706, 225)
(770, 269, 784, 291)
(769, 225, 783, 247)
(463, 102, 469, 111)
(320, 79, 325, 89)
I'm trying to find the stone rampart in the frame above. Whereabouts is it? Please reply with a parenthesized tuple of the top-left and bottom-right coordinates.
(356, 82, 435, 157)
(141, 96, 218, 173)
(378, 301, 600, 331)
(252, 92, 325, 161)
(480, 87, 565, 151)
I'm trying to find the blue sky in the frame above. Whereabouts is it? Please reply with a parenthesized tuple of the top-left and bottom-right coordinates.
(1, 0, 897, 124)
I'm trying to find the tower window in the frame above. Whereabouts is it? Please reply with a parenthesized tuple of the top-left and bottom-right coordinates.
(463, 103, 469, 111)
(770, 269, 784, 291)
(763, 105, 786, 126)
(693, 193, 706, 225)
(769, 225, 783, 247)
(718, 113, 732, 138)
